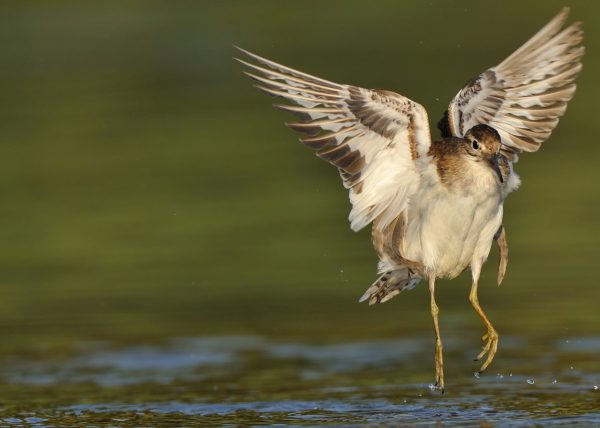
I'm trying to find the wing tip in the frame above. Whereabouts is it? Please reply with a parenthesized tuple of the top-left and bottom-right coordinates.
(554, 6, 571, 26)
(232, 45, 250, 63)
(232, 45, 274, 68)
(232, 44, 251, 56)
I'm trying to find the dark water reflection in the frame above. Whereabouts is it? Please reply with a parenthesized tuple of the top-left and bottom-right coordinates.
(0, 335, 598, 425)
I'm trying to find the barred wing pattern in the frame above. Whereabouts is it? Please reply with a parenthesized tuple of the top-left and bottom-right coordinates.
(236, 47, 431, 232)
(446, 7, 584, 160)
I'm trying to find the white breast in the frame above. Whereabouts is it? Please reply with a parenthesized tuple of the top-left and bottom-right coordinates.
(403, 160, 505, 279)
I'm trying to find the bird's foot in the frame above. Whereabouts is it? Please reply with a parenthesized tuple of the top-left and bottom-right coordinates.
(433, 375, 445, 394)
(475, 328, 498, 372)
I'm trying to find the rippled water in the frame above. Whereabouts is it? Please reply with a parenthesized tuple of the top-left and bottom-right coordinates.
(0, 335, 598, 426)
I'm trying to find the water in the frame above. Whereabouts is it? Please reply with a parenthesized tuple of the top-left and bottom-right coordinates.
(0, 336, 598, 425)
(0, 1, 599, 425)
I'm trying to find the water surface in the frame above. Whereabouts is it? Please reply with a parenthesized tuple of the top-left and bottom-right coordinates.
(0, 335, 598, 425)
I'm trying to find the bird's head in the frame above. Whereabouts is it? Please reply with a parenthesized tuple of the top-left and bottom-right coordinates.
(464, 124, 504, 182)
(464, 124, 501, 156)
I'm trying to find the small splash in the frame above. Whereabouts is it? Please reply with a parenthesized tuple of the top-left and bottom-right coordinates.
(428, 384, 438, 392)
(473, 372, 480, 379)
(593, 385, 598, 391)
(527, 379, 535, 385)
(552, 379, 558, 384)
(496, 373, 504, 379)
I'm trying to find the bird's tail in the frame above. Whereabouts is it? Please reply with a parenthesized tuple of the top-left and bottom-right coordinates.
(358, 268, 421, 305)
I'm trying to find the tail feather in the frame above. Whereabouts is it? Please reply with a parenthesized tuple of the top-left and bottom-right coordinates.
(359, 268, 421, 305)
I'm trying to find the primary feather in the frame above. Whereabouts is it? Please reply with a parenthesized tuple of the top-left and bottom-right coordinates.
(235, 47, 431, 232)
(446, 7, 584, 160)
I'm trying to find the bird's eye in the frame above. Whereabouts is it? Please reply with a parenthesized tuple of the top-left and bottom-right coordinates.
(471, 140, 480, 150)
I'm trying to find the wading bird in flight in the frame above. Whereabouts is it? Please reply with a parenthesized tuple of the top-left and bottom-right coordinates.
(236, 7, 583, 391)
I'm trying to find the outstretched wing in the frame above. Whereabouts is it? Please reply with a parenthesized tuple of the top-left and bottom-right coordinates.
(236, 47, 431, 232)
(444, 7, 584, 160)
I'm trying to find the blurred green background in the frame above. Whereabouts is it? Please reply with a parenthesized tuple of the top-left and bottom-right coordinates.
(0, 0, 598, 355)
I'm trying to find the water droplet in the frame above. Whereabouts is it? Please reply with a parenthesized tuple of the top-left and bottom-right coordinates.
(565, 339, 569, 343)
(570, 366, 574, 370)
(552, 379, 558, 384)
(473, 371, 480, 379)
(509, 373, 513, 377)
(527, 379, 535, 385)
(593, 385, 598, 391)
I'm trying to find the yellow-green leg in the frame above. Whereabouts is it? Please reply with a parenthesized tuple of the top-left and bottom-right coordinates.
(469, 269, 498, 372)
(428, 274, 444, 392)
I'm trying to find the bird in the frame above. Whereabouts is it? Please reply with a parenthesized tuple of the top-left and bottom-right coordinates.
(235, 7, 583, 391)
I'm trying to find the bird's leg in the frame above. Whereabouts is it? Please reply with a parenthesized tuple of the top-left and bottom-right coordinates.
(428, 274, 444, 392)
(495, 225, 508, 286)
(469, 264, 498, 372)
